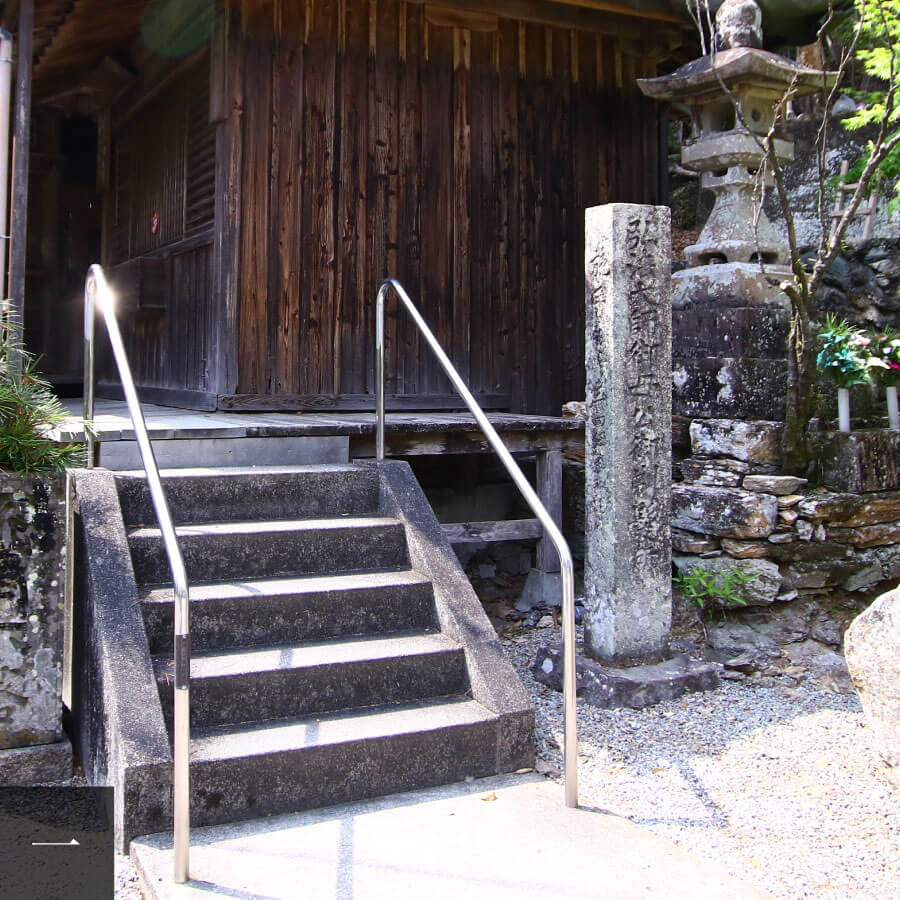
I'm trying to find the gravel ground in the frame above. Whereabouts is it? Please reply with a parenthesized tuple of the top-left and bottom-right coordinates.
(116, 852, 143, 898)
(502, 621, 900, 900)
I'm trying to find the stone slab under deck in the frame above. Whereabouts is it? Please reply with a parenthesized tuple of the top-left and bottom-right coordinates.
(54, 400, 584, 460)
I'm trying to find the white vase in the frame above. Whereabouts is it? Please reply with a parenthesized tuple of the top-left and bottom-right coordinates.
(838, 387, 851, 433)
(888, 385, 899, 430)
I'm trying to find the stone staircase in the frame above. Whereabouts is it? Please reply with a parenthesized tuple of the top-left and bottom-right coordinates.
(70, 462, 533, 849)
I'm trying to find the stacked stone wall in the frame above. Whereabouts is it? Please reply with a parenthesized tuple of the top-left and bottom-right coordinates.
(671, 419, 900, 644)
(813, 239, 900, 330)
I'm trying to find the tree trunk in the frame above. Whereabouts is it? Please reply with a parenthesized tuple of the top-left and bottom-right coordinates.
(782, 296, 816, 474)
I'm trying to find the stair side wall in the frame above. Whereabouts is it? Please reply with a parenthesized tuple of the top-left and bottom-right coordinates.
(368, 461, 535, 772)
(71, 469, 171, 852)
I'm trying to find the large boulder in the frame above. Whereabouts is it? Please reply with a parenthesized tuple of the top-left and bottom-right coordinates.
(845, 586, 900, 786)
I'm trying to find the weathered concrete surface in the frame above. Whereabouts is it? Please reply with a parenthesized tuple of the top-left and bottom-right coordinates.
(584, 204, 672, 665)
(820, 430, 900, 493)
(71, 468, 173, 851)
(534, 646, 719, 709)
(673, 555, 782, 607)
(0, 737, 71, 785)
(131, 774, 769, 900)
(101, 436, 349, 470)
(0, 475, 66, 750)
(73, 462, 534, 851)
(672, 484, 778, 539)
(845, 586, 900, 786)
(690, 419, 783, 464)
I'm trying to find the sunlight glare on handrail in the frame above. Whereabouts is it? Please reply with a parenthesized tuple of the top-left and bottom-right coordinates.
(375, 277, 578, 808)
(83, 264, 191, 883)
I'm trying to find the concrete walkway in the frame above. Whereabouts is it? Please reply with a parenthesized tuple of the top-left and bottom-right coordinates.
(131, 774, 770, 899)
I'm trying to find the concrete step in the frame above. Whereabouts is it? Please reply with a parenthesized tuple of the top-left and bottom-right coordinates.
(128, 517, 408, 585)
(115, 465, 379, 527)
(140, 570, 437, 654)
(187, 698, 500, 827)
(154, 633, 467, 728)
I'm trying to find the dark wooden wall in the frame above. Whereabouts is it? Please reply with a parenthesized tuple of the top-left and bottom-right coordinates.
(97, 53, 218, 407)
(224, 1, 665, 415)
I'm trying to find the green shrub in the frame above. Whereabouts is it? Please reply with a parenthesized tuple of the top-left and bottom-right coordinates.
(0, 315, 84, 474)
(673, 566, 756, 611)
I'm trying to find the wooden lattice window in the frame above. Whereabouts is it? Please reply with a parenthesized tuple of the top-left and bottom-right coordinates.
(109, 57, 215, 264)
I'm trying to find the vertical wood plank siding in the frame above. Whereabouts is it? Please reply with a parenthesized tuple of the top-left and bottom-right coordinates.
(101, 57, 216, 396)
(228, 2, 663, 413)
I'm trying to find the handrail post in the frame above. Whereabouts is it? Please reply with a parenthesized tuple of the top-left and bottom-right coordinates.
(374, 278, 578, 808)
(376, 285, 386, 460)
(83, 265, 190, 882)
(83, 277, 95, 468)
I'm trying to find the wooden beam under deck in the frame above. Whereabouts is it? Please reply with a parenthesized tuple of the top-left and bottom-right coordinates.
(442, 518, 543, 543)
(217, 393, 513, 412)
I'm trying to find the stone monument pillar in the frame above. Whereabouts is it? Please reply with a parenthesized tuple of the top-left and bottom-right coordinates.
(584, 204, 673, 665)
(534, 203, 717, 708)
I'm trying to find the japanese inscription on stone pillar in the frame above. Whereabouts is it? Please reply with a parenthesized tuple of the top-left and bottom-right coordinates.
(584, 204, 673, 665)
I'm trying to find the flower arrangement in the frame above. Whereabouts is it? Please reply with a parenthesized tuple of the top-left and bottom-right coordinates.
(816, 316, 900, 431)
(867, 328, 900, 387)
(816, 314, 879, 389)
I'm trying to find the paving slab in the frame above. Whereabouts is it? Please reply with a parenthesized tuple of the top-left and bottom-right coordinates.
(131, 773, 769, 900)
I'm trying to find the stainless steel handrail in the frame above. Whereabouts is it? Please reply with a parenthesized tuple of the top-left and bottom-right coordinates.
(375, 278, 578, 807)
(83, 264, 191, 883)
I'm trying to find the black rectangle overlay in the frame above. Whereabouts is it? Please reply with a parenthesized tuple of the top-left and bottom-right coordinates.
(0, 787, 114, 900)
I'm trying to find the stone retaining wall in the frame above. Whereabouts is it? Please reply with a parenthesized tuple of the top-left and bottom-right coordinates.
(813, 239, 900, 330)
(0, 475, 66, 751)
(671, 419, 900, 644)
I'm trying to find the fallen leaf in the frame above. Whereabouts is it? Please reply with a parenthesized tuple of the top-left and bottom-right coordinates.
(481, 791, 498, 802)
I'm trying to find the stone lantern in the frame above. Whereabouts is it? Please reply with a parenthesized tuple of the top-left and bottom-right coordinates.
(634, 0, 835, 423)
(638, 0, 832, 270)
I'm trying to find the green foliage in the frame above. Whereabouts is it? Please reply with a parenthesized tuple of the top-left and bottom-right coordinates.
(0, 317, 84, 475)
(673, 566, 756, 612)
(816, 314, 882, 388)
(841, 0, 900, 210)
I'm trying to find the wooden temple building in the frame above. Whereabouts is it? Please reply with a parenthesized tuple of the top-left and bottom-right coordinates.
(6, 0, 691, 417)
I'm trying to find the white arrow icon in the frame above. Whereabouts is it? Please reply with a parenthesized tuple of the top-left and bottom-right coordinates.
(31, 838, 80, 846)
